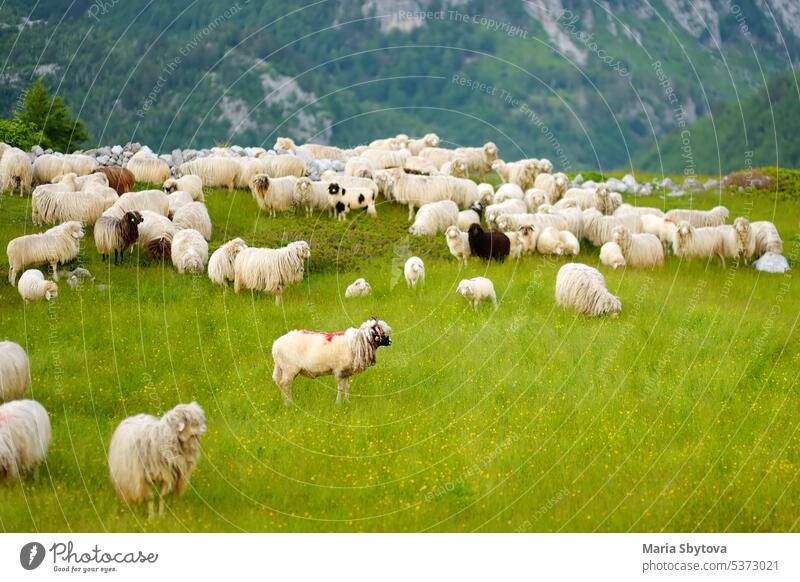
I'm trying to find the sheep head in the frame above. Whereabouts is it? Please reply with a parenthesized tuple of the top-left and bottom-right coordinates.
(424, 133, 440, 147)
(166, 402, 207, 444)
(362, 317, 392, 348)
(274, 137, 294, 151)
(612, 226, 631, 254)
(483, 142, 498, 160)
(495, 215, 513, 231)
(164, 178, 178, 193)
(445, 225, 461, 240)
(467, 223, 484, 238)
(294, 177, 312, 202)
(43, 281, 59, 301)
(456, 280, 474, 299)
(289, 240, 311, 260)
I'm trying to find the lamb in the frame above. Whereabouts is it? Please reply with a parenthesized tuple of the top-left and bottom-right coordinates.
(361, 148, 410, 170)
(492, 159, 536, 190)
(294, 177, 333, 216)
(207, 238, 247, 286)
(493, 183, 525, 203)
(533, 172, 569, 202)
(233, 241, 311, 304)
(93, 210, 143, 263)
(408, 200, 459, 235)
(485, 199, 527, 228)
(111, 190, 170, 216)
(457, 202, 483, 231)
(344, 278, 372, 298)
(612, 226, 664, 268)
(172, 202, 212, 241)
(7, 221, 83, 284)
(97, 167, 135, 195)
(126, 151, 170, 184)
(404, 256, 425, 288)
(0, 341, 30, 401)
(271, 317, 392, 404)
(255, 153, 307, 179)
(454, 142, 498, 177)
(17, 270, 59, 303)
(555, 263, 621, 317)
(600, 241, 626, 269)
(581, 209, 642, 246)
(0, 147, 33, 195)
(440, 157, 469, 178)
(164, 175, 204, 201)
(330, 184, 377, 220)
(558, 229, 580, 256)
(505, 224, 537, 259)
(468, 223, 510, 261)
(171, 229, 208, 274)
(407, 133, 440, 155)
(107, 402, 206, 519)
(614, 204, 664, 218)
(444, 225, 471, 265)
(536, 226, 564, 255)
(0, 399, 51, 481)
(666, 206, 729, 227)
(167, 190, 194, 216)
(136, 211, 176, 261)
(456, 277, 497, 310)
(32, 154, 70, 184)
(179, 157, 240, 191)
(403, 155, 440, 175)
(345, 156, 375, 178)
(249, 174, 298, 217)
(31, 187, 116, 226)
(672, 222, 726, 265)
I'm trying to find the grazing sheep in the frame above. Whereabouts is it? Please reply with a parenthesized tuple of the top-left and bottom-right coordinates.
(440, 157, 469, 178)
(468, 223, 510, 262)
(329, 184, 377, 220)
(477, 182, 494, 201)
(495, 212, 568, 233)
(234, 157, 270, 189)
(556, 263, 621, 317)
(403, 155, 439, 175)
(319, 172, 381, 199)
(108, 402, 206, 519)
(445, 225, 471, 265)
(456, 277, 497, 310)
(457, 202, 483, 232)
(750, 220, 783, 257)
(31, 187, 116, 226)
(255, 153, 307, 179)
(485, 198, 528, 228)
(409, 200, 459, 235)
(0, 147, 33, 195)
(666, 206, 729, 227)
(94, 209, 143, 264)
(233, 241, 311, 304)
(272, 317, 392, 404)
(33, 154, 71, 184)
(361, 148, 410, 170)
(558, 229, 580, 256)
(582, 209, 642, 246)
(407, 133, 440, 155)
(126, 151, 170, 184)
(404, 256, 425, 288)
(136, 211, 176, 261)
(614, 204, 664, 218)
(716, 225, 742, 264)
(600, 241, 626, 269)
(493, 183, 525, 203)
(492, 159, 536, 190)
(524, 187, 550, 211)
(17, 270, 58, 303)
(612, 226, 664, 268)
(640, 215, 678, 251)
(344, 156, 375, 178)
(97, 167, 135, 195)
(0, 341, 30, 401)
(0, 399, 51, 481)
(167, 190, 194, 216)
(179, 157, 240, 191)
(536, 226, 564, 255)
(172, 202, 212, 241)
(164, 175, 204, 201)
(533, 172, 569, 202)
(506, 224, 538, 259)
(7, 221, 83, 284)
(345, 277, 372, 298)
(294, 177, 333, 216)
(249, 174, 298, 217)
(454, 142, 498, 176)
(537, 203, 584, 238)
(112, 190, 170, 217)
(672, 222, 726, 265)
(208, 238, 247, 286)
(171, 229, 208, 274)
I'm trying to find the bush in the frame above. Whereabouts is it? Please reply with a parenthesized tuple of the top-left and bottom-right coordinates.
(0, 118, 39, 151)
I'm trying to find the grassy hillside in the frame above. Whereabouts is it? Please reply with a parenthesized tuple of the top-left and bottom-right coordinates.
(0, 182, 798, 532)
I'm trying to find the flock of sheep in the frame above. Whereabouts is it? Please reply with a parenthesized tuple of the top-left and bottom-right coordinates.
(0, 131, 786, 518)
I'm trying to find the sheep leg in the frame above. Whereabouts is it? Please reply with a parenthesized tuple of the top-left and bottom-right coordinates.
(407, 204, 414, 221)
(8, 267, 17, 286)
(277, 372, 294, 404)
(158, 486, 166, 517)
(50, 262, 59, 280)
(341, 376, 351, 403)
(147, 499, 155, 521)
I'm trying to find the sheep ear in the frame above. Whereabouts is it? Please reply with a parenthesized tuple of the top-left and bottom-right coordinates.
(178, 420, 186, 432)
(45, 290, 51, 300)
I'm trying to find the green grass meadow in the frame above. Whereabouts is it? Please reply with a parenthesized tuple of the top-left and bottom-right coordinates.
(0, 180, 799, 532)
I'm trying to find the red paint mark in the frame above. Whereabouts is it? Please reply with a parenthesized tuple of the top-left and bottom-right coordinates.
(663, 217, 673, 223)
(298, 330, 344, 342)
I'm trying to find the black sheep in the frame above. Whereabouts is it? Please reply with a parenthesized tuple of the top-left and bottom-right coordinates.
(468, 223, 510, 261)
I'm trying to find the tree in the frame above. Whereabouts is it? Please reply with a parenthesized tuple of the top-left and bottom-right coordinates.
(19, 79, 90, 152)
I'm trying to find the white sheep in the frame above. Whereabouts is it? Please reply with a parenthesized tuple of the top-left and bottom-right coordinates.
(107, 402, 206, 519)
(208, 238, 247, 286)
(404, 256, 425, 288)
(0, 147, 33, 195)
(496, 212, 568, 233)
(600, 241, 626, 269)
(524, 187, 550, 211)
(171, 229, 208, 274)
(506, 224, 538, 259)
(533, 171, 569, 202)
(7, 221, 83, 284)
(640, 215, 677, 251)
(537, 203, 584, 238)
(382, 172, 462, 220)
(493, 183, 525, 203)
(126, 151, 170, 184)
(440, 157, 469, 178)
(556, 263, 621, 317)
(112, 190, 170, 217)
(255, 153, 307, 178)
(558, 229, 580, 256)
(63, 153, 98, 176)
(454, 142, 498, 176)
(614, 204, 664, 218)
(408, 200, 459, 235)
(612, 226, 664, 268)
(672, 221, 726, 265)
(0, 341, 29, 401)
(0, 399, 51, 481)
(368, 137, 403, 150)
(172, 202, 212, 241)
(492, 159, 536, 190)
(361, 148, 410, 170)
(233, 241, 310, 304)
(235, 157, 270, 189)
(164, 175, 204, 201)
(456, 277, 497, 310)
(581, 209, 642, 246)
(536, 226, 564, 255)
(345, 277, 372, 298)
(179, 157, 240, 191)
(749, 220, 783, 258)
(666, 206, 729, 227)
(445, 225, 471, 265)
(31, 187, 116, 226)
(17, 269, 58, 303)
(272, 317, 392, 404)
(32, 154, 70, 184)
(407, 133, 440, 155)
(167, 190, 194, 216)
(274, 138, 346, 161)
(344, 156, 376, 178)
(294, 177, 333, 217)
(457, 203, 483, 231)
(562, 186, 614, 214)
(485, 199, 527, 228)
(136, 210, 176, 261)
(249, 174, 298, 217)
(419, 146, 457, 169)
(403, 155, 439, 175)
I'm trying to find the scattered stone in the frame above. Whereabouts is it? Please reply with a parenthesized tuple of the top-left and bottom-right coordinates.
(703, 179, 719, 191)
(572, 174, 584, 185)
(753, 252, 790, 274)
(660, 177, 674, 189)
(111, 145, 123, 155)
(667, 189, 687, 197)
